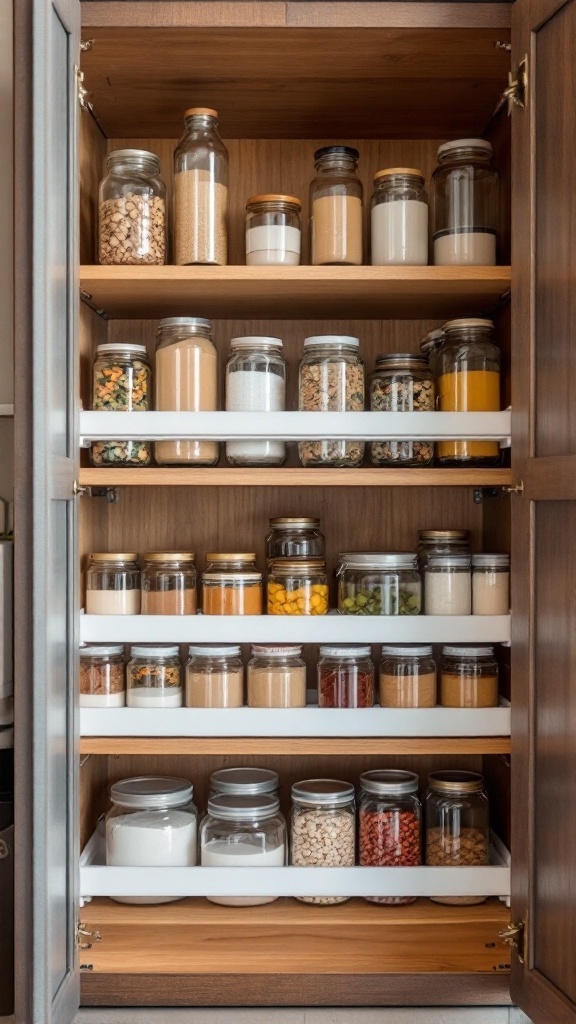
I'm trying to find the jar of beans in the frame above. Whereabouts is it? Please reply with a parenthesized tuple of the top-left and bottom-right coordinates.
(267, 559, 328, 615)
(98, 148, 167, 266)
(318, 645, 375, 708)
(425, 770, 489, 905)
(291, 779, 355, 904)
(359, 770, 421, 904)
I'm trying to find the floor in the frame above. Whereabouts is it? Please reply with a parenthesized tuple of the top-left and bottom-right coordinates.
(75, 1009, 533, 1023)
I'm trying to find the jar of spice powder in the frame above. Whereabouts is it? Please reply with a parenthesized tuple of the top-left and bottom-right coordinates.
(86, 553, 140, 615)
(90, 343, 152, 467)
(359, 770, 422, 904)
(436, 318, 501, 466)
(202, 570, 263, 615)
(267, 559, 328, 615)
(310, 146, 363, 266)
(298, 335, 365, 468)
(141, 552, 197, 615)
(379, 645, 437, 708)
(185, 646, 244, 708)
(440, 646, 498, 708)
(425, 770, 489, 905)
(80, 645, 125, 708)
(248, 645, 307, 708)
(318, 646, 375, 708)
(127, 645, 182, 708)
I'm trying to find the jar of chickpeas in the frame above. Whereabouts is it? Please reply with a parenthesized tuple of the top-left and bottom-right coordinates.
(267, 558, 329, 615)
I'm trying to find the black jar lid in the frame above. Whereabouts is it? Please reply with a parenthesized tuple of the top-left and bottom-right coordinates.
(314, 145, 359, 162)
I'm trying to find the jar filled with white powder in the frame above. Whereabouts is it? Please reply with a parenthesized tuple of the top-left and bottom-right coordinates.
(245, 194, 302, 266)
(225, 336, 287, 466)
(127, 645, 182, 707)
(85, 552, 140, 615)
(424, 553, 472, 615)
(431, 139, 499, 265)
(472, 553, 510, 615)
(371, 168, 428, 265)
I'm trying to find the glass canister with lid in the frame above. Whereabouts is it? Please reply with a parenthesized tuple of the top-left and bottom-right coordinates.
(98, 148, 167, 266)
(436, 318, 501, 466)
(310, 146, 363, 266)
(417, 529, 471, 572)
(369, 354, 435, 467)
(173, 107, 228, 265)
(472, 554, 510, 615)
(298, 335, 365, 468)
(338, 552, 421, 616)
(86, 553, 140, 615)
(424, 554, 472, 615)
(80, 645, 125, 707)
(359, 770, 422, 904)
(91, 343, 152, 467)
(267, 558, 328, 615)
(141, 552, 197, 615)
(318, 646, 375, 708)
(371, 168, 428, 266)
(291, 780, 356, 904)
(202, 568, 263, 615)
(419, 327, 445, 380)
(209, 768, 279, 799)
(245, 194, 302, 266)
(266, 517, 325, 562)
(431, 138, 499, 265)
(127, 645, 183, 708)
(425, 770, 489, 905)
(225, 336, 287, 467)
(440, 645, 498, 708)
(204, 553, 258, 573)
(247, 645, 307, 708)
(185, 645, 244, 708)
(379, 645, 437, 708)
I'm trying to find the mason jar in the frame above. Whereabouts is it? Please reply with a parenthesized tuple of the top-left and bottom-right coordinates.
(80, 645, 125, 708)
(436, 318, 501, 466)
(90, 343, 152, 467)
(247, 645, 307, 708)
(98, 148, 166, 265)
(417, 529, 471, 572)
(202, 570, 263, 615)
(424, 554, 472, 615)
(359, 770, 422, 904)
(85, 553, 140, 615)
(245, 194, 302, 266)
(267, 558, 328, 615)
(209, 768, 279, 799)
(369, 354, 434, 466)
(425, 770, 489, 905)
(472, 554, 510, 615)
(439, 645, 498, 708)
(431, 139, 499, 265)
(419, 328, 445, 380)
(141, 552, 197, 615)
(338, 552, 421, 616)
(298, 335, 365, 468)
(291, 780, 355, 904)
(127, 645, 182, 708)
(185, 645, 244, 708)
(173, 107, 228, 265)
(204, 553, 258, 574)
(310, 146, 363, 266)
(379, 645, 437, 708)
(371, 168, 428, 265)
(265, 517, 325, 562)
(317, 646, 375, 708)
(225, 336, 287, 467)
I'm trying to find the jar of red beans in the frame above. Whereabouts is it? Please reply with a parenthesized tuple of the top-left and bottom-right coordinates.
(317, 646, 375, 708)
(359, 769, 421, 905)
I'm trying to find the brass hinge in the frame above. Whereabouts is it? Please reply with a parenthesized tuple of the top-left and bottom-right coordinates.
(498, 916, 527, 964)
(77, 923, 102, 951)
(494, 55, 528, 117)
(75, 65, 92, 113)
(502, 480, 524, 496)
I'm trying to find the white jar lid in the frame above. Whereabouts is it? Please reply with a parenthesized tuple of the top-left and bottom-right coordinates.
(304, 335, 360, 348)
(96, 343, 148, 356)
(339, 551, 418, 569)
(80, 645, 124, 657)
(110, 776, 193, 809)
(442, 645, 495, 657)
(210, 768, 279, 797)
(442, 318, 494, 332)
(188, 645, 242, 657)
(207, 793, 280, 820)
(130, 645, 179, 657)
(202, 572, 262, 582)
(291, 779, 355, 807)
(437, 138, 493, 158)
(230, 336, 283, 349)
(381, 645, 433, 657)
(251, 644, 303, 657)
(472, 553, 510, 567)
(319, 645, 371, 658)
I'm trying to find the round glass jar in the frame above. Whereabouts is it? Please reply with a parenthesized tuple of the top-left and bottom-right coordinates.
(419, 327, 445, 380)
(225, 336, 287, 467)
(472, 554, 510, 615)
(440, 645, 498, 708)
(245, 194, 302, 266)
(310, 146, 363, 266)
(266, 517, 324, 562)
(338, 552, 421, 616)
(86, 553, 140, 615)
(425, 770, 489, 905)
(436, 318, 501, 466)
(185, 645, 244, 708)
(80, 645, 125, 708)
(154, 317, 219, 467)
(247, 645, 307, 708)
(204, 553, 257, 573)
(359, 770, 422, 904)
(431, 138, 499, 265)
(379, 645, 437, 708)
(424, 554, 472, 615)
(417, 529, 471, 572)
(202, 571, 263, 615)
(200, 794, 287, 906)
(209, 768, 279, 799)
(298, 335, 365, 468)
(318, 646, 375, 708)
(106, 776, 197, 904)
(371, 168, 428, 266)
(369, 354, 435, 466)
(267, 558, 328, 615)
(173, 107, 228, 265)
(291, 780, 356, 904)
(141, 552, 197, 615)
(98, 148, 166, 266)
(127, 645, 182, 708)
(91, 343, 152, 467)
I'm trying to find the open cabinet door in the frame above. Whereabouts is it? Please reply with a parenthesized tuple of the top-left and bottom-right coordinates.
(511, 0, 576, 1022)
(13, 1, 80, 1022)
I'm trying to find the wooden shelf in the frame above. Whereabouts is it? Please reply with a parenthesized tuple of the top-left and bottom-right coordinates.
(79, 736, 511, 756)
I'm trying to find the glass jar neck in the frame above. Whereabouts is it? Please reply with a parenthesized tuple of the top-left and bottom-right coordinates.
(113, 799, 190, 812)
(231, 344, 282, 356)
(107, 156, 159, 176)
(443, 326, 495, 346)
(184, 115, 219, 133)
(375, 174, 423, 192)
(305, 344, 358, 357)
(315, 156, 358, 175)
(248, 201, 300, 215)
(438, 147, 492, 166)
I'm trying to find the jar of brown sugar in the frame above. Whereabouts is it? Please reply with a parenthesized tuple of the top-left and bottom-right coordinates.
(247, 645, 306, 708)
(141, 552, 197, 615)
(425, 770, 489, 905)
(379, 645, 436, 708)
(185, 646, 244, 708)
(202, 570, 263, 615)
(440, 645, 498, 708)
(80, 645, 125, 708)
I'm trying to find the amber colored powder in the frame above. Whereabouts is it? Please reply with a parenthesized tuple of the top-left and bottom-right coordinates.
(437, 370, 500, 461)
(186, 670, 244, 708)
(202, 582, 263, 615)
(311, 195, 363, 265)
(440, 672, 498, 708)
(141, 589, 197, 615)
(379, 671, 436, 708)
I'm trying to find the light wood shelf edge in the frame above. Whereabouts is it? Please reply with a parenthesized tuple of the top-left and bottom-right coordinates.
(79, 736, 511, 755)
(78, 467, 513, 488)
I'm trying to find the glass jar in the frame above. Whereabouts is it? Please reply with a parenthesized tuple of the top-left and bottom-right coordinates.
(141, 552, 197, 615)
(105, 777, 197, 905)
(472, 554, 510, 615)
(417, 529, 471, 572)
(436, 318, 501, 466)
(431, 138, 499, 265)
(204, 553, 258, 574)
(318, 646, 375, 708)
(425, 770, 489, 905)
(154, 317, 219, 467)
(371, 168, 428, 266)
(245, 194, 302, 266)
(338, 552, 421, 616)
(90, 343, 152, 467)
(80, 645, 125, 708)
(201, 794, 286, 906)
(310, 146, 363, 265)
(85, 553, 140, 615)
(359, 770, 422, 904)
(266, 517, 324, 562)
(247, 645, 307, 707)
(127, 645, 182, 708)
(419, 328, 445, 380)
(225, 336, 287, 467)
(369, 354, 435, 467)
(173, 107, 228, 265)
(298, 335, 365, 468)
(291, 780, 355, 904)
(209, 768, 279, 799)
(379, 645, 437, 708)
(267, 558, 328, 615)
(440, 645, 498, 708)
(202, 571, 263, 615)
(98, 148, 167, 266)
(424, 554, 472, 615)
(185, 645, 244, 707)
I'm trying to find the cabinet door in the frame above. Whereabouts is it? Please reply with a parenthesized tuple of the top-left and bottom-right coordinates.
(511, 0, 576, 1022)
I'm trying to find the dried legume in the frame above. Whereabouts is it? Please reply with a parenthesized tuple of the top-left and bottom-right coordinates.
(360, 808, 420, 904)
(291, 808, 355, 904)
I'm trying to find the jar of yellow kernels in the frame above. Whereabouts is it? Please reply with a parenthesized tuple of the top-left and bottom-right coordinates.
(267, 559, 329, 615)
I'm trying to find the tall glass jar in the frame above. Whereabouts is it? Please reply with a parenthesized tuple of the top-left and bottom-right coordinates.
(417, 529, 471, 572)
(439, 645, 498, 708)
(98, 148, 167, 266)
(173, 107, 228, 265)
(91, 343, 152, 467)
(127, 645, 182, 708)
(267, 558, 328, 615)
(204, 553, 257, 573)
(424, 554, 472, 615)
(266, 517, 324, 562)
(154, 317, 219, 466)
(310, 146, 363, 266)
(472, 553, 510, 615)
(225, 336, 287, 467)
(85, 553, 140, 615)
(425, 770, 489, 905)
(298, 335, 365, 467)
(202, 570, 263, 615)
(209, 768, 279, 799)
(369, 354, 435, 466)
(201, 794, 286, 906)
(338, 552, 421, 616)
(318, 646, 375, 708)
(291, 780, 355, 904)
(436, 318, 501, 465)
(80, 645, 125, 708)
(245, 194, 302, 266)
(359, 770, 422, 904)
(185, 645, 244, 708)
(431, 139, 499, 265)
(371, 168, 428, 266)
(379, 645, 437, 708)
(419, 328, 445, 380)
(247, 645, 307, 708)
(140, 552, 197, 615)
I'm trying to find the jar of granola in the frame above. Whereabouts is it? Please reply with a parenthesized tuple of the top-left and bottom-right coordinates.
(298, 336, 365, 467)
(127, 645, 182, 708)
(425, 770, 489, 905)
(90, 343, 152, 467)
(80, 645, 125, 707)
(369, 354, 434, 466)
(267, 559, 328, 615)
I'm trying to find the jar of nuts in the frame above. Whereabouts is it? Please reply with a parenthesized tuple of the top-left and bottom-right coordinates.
(359, 770, 421, 905)
(369, 354, 434, 467)
(98, 149, 167, 265)
(425, 770, 489, 905)
(298, 336, 365, 467)
(290, 779, 355, 904)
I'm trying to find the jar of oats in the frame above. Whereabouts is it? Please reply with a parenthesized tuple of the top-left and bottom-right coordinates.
(98, 149, 166, 265)
(291, 779, 355, 904)
(298, 336, 365, 467)
(425, 770, 489, 905)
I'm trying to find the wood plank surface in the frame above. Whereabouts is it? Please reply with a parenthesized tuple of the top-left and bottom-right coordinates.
(78, 466, 513, 488)
(79, 736, 512, 756)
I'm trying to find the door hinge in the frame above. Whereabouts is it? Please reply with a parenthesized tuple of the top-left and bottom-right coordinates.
(502, 480, 524, 496)
(498, 916, 526, 964)
(77, 923, 102, 951)
(493, 55, 528, 117)
(75, 65, 92, 113)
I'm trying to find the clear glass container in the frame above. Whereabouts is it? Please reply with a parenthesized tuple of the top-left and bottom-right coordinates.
(417, 529, 471, 572)
(154, 317, 219, 467)
(245, 194, 302, 266)
(204, 553, 258, 574)
(173, 107, 228, 265)
(80, 645, 125, 708)
(247, 645, 307, 707)
(265, 517, 325, 562)
(298, 335, 365, 467)
(472, 554, 510, 615)
(91, 343, 152, 467)
(424, 554, 472, 615)
(98, 148, 167, 266)
(379, 645, 437, 708)
(440, 645, 499, 708)
(185, 645, 244, 708)
(291, 780, 355, 904)
(369, 354, 435, 466)
(431, 139, 499, 265)
(310, 146, 363, 265)
(141, 552, 197, 615)
(436, 318, 501, 466)
(425, 770, 489, 905)
(267, 558, 328, 615)
(359, 770, 422, 904)
(318, 646, 375, 708)
(85, 553, 140, 615)
(225, 336, 287, 466)
(338, 552, 421, 616)
(127, 645, 182, 708)
(371, 168, 428, 266)
(209, 768, 279, 799)
(202, 571, 263, 615)
(419, 327, 445, 380)
(200, 794, 287, 906)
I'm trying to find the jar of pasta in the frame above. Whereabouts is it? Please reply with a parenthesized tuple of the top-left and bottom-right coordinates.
(436, 318, 501, 466)
(265, 517, 324, 562)
(425, 770, 489, 905)
(202, 570, 263, 615)
(267, 559, 328, 615)
(127, 646, 182, 708)
(439, 645, 498, 708)
(318, 646, 375, 708)
(298, 336, 365, 468)
(338, 552, 421, 616)
(369, 354, 434, 466)
(80, 645, 125, 708)
(379, 645, 437, 708)
(185, 646, 244, 708)
(91, 343, 151, 467)
(85, 553, 140, 615)
(141, 552, 197, 615)
(247, 645, 306, 707)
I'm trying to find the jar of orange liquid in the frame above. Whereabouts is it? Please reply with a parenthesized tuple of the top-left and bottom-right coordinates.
(436, 318, 500, 465)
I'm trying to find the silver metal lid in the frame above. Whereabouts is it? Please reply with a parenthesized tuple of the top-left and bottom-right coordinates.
(106, 148, 161, 170)
(442, 645, 495, 657)
(80, 645, 124, 657)
(437, 138, 493, 158)
(291, 779, 355, 807)
(304, 335, 359, 349)
(158, 317, 211, 329)
(110, 776, 193, 809)
(319, 645, 371, 658)
(339, 551, 418, 569)
(427, 554, 471, 568)
(472, 553, 510, 567)
(381, 645, 433, 657)
(130, 645, 179, 658)
(95, 343, 148, 356)
(206, 793, 280, 820)
(360, 770, 419, 796)
(230, 336, 283, 349)
(210, 768, 279, 797)
(251, 645, 303, 657)
(188, 645, 242, 657)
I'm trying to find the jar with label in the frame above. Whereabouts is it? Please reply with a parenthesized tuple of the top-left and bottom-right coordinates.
(291, 780, 355, 904)
(267, 558, 328, 615)
(154, 317, 219, 467)
(225, 337, 287, 466)
(298, 336, 365, 468)
(201, 794, 286, 906)
(245, 194, 302, 266)
(371, 168, 428, 266)
(185, 646, 244, 708)
(369, 354, 434, 466)
(80, 645, 125, 708)
(425, 770, 489, 905)
(436, 318, 501, 466)
(173, 107, 228, 265)
(141, 552, 197, 615)
(204, 553, 258, 574)
(247, 645, 307, 707)
(318, 646, 375, 708)
(105, 777, 197, 905)
(359, 770, 422, 904)
(338, 552, 421, 616)
(440, 645, 498, 708)
(424, 554, 472, 615)
(127, 646, 182, 708)
(420, 328, 445, 380)
(472, 554, 510, 615)
(310, 146, 363, 266)
(202, 570, 263, 615)
(266, 517, 324, 562)
(98, 148, 167, 266)
(379, 645, 437, 708)
(209, 768, 279, 799)
(431, 139, 499, 265)
(91, 343, 152, 467)
(86, 553, 141, 615)
(417, 529, 471, 572)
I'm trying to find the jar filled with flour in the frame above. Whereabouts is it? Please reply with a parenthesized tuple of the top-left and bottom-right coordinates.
(200, 794, 286, 906)
(371, 168, 428, 265)
(245, 195, 301, 266)
(225, 336, 287, 466)
(173, 107, 228, 265)
(431, 139, 499, 265)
